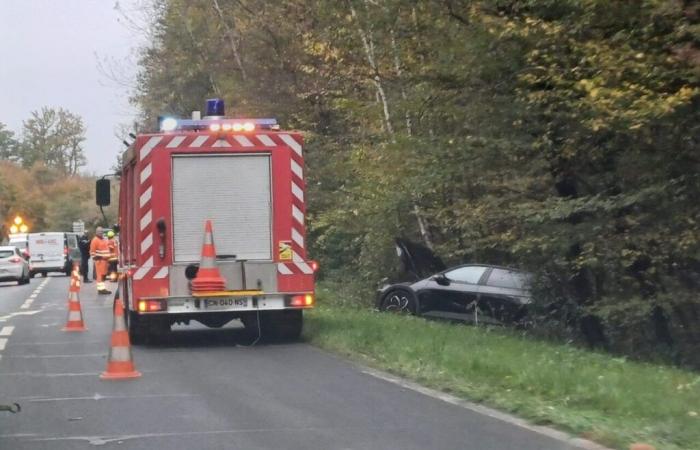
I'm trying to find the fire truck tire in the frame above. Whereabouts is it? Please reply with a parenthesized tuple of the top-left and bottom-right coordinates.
(127, 312, 148, 345)
(260, 310, 303, 341)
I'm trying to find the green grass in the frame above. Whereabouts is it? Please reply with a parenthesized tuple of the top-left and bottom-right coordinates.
(303, 286, 700, 450)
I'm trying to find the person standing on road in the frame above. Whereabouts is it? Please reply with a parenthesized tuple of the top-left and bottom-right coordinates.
(89, 226, 112, 295)
(78, 232, 91, 283)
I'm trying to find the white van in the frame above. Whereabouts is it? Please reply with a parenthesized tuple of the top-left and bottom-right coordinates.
(7, 233, 29, 257)
(28, 232, 79, 277)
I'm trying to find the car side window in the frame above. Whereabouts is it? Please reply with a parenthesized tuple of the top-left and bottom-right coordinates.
(444, 266, 486, 284)
(487, 269, 526, 289)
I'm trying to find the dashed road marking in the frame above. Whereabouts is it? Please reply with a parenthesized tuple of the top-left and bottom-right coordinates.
(18, 278, 51, 310)
(0, 338, 7, 351)
(20, 300, 33, 309)
(0, 326, 14, 336)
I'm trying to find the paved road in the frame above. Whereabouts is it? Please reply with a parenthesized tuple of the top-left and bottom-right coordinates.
(0, 275, 590, 449)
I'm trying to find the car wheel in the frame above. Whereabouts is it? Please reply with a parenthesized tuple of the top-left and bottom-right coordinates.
(41, 272, 47, 277)
(380, 288, 417, 315)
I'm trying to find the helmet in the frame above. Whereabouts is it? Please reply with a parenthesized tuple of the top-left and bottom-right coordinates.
(107, 231, 115, 238)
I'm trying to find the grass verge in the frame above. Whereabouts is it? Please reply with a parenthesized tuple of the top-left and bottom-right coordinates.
(303, 287, 700, 450)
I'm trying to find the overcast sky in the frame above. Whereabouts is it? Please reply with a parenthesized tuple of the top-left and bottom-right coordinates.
(0, 0, 143, 174)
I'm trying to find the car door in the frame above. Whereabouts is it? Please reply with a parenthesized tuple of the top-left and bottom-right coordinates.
(476, 268, 531, 323)
(419, 265, 488, 313)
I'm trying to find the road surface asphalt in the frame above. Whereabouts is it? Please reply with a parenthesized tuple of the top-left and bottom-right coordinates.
(0, 275, 596, 449)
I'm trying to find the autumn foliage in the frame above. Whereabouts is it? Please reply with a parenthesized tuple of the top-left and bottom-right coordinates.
(125, 0, 699, 366)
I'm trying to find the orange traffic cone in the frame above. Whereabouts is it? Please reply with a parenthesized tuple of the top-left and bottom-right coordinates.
(62, 274, 87, 332)
(71, 263, 81, 280)
(190, 220, 227, 292)
(100, 297, 141, 380)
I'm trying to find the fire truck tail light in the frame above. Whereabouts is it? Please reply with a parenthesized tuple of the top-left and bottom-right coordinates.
(310, 261, 319, 273)
(289, 294, 314, 307)
(138, 299, 166, 313)
(243, 122, 255, 132)
(209, 123, 221, 132)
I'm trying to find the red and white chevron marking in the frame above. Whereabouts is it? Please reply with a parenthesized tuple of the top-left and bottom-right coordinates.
(133, 136, 167, 281)
(277, 134, 312, 275)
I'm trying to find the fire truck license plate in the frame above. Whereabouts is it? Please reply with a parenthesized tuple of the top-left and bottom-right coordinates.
(204, 298, 248, 309)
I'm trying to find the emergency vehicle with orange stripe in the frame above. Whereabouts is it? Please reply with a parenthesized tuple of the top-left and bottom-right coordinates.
(99, 99, 317, 343)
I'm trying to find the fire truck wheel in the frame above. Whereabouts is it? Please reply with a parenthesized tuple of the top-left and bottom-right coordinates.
(260, 310, 303, 341)
(127, 312, 148, 345)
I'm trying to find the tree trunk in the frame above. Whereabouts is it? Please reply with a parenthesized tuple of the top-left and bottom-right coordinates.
(350, 4, 395, 141)
(211, 0, 247, 81)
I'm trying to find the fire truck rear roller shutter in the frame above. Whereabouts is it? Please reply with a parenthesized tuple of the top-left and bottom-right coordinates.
(172, 155, 272, 262)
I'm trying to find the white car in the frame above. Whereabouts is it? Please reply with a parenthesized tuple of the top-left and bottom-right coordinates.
(0, 246, 31, 285)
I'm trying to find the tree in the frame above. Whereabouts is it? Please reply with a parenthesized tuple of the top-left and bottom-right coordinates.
(0, 123, 18, 161)
(18, 107, 87, 174)
(127, 0, 700, 366)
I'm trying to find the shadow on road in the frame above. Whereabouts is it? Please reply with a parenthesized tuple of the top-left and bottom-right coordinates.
(141, 322, 305, 349)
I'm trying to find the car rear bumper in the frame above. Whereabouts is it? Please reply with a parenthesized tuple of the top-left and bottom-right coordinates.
(30, 262, 67, 272)
(132, 292, 315, 315)
(0, 265, 24, 280)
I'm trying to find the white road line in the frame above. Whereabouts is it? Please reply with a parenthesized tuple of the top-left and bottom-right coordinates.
(0, 338, 7, 351)
(21, 393, 197, 403)
(0, 372, 102, 378)
(7, 353, 104, 359)
(7, 339, 103, 346)
(0, 310, 41, 322)
(0, 326, 15, 336)
(19, 426, 391, 445)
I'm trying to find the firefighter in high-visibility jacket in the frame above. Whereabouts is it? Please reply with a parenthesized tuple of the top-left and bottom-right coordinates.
(106, 230, 119, 282)
(89, 226, 112, 295)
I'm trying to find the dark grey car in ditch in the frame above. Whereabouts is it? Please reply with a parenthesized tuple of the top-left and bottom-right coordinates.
(376, 239, 532, 325)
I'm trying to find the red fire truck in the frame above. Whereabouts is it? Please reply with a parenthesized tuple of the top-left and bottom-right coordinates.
(96, 99, 316, 343)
